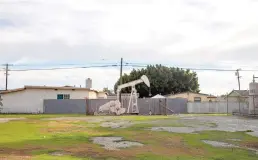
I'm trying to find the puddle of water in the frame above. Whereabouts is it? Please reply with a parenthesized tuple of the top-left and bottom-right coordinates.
(92, 137, 143, 150)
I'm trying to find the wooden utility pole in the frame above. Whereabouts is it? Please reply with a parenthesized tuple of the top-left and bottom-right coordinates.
(252, 75, 258, 115)
(119, 58, 123, 102)
(226, 93, 228, 115)
(253, 75, 258, 83)
(4, 64, 9, 91)
(235, 69, 241, 90)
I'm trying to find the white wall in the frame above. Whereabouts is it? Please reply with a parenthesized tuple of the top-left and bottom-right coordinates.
(1, 89, 93, 113)
(89, 91, 97, 99)
(97, 92, 107, 99)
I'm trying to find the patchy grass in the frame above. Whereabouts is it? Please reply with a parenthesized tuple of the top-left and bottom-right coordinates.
(0, 114, 258, 160)
(181, 113, 230, 116)
(33, 154, 93, 160)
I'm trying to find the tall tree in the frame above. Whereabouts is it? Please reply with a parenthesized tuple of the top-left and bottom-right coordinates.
(114, 65, 200, 97)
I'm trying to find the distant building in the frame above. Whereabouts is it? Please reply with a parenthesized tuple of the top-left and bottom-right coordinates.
(166, 92, 217, 102)
(227, 90, 249, 102)
(107, 93, 139, 99)
(0, 85, 107, 113)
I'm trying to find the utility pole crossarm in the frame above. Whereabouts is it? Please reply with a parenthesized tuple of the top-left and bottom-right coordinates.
(253, 75, 258, 83)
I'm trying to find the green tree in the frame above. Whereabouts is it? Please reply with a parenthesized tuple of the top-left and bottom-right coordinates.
(114, 65, 200, 97)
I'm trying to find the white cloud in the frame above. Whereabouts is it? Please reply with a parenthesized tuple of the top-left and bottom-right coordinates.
(1, 0, 258, 94)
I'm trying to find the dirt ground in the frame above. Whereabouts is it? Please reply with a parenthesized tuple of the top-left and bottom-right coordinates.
(0, 114, 258, 160)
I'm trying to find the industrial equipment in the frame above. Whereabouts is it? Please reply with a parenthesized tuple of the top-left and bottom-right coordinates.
(116, 75, 150, 114)
(97, 75, 150, 115)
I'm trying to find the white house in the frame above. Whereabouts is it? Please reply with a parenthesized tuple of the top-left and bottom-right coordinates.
(0, 85, 107, 113)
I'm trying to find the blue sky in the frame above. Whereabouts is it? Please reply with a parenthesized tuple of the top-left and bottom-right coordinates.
(1, 0, 258, 95)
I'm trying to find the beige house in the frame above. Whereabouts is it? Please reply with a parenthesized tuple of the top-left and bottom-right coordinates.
(0, 85, 107, 113)
(227, 90, 249, 103)
(166, 92, 217, 102)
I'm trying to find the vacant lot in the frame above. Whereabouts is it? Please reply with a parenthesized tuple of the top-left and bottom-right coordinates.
(0, 114, 258, 160)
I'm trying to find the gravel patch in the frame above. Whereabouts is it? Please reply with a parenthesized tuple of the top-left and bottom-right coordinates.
(202, 140, 238, 148)
(92, 137, 143, 150)
(182, 116, 258, 131)
(227, 139, 242, 142)
(101, 121, 132, 129)
(151, 116, 258, 137)
(246, 131, 258, 137)
(246, 147, 258, 155)
(202, 140, 258, 154)
(0, 118, 26, 123)
(173, 116, 258, 137)
(151, 127, 196, 133)
(49, 151, 66, 156)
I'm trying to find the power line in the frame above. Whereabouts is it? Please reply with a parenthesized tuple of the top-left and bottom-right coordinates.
(125, 63, 258, 72)
(3, 61, 258, 72)
(9, 62, 119, 67)
(9, 64, 119, 71)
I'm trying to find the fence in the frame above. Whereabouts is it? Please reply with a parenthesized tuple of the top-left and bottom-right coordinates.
(0, 107, 42, 114)
(86, 98, 187, 115)
(43, 98, 187, 115)
(248, 95, 258, 115)
(44, 99, 86, 114)
(3, 98, 249, 114)
(187, 101, 248, 114)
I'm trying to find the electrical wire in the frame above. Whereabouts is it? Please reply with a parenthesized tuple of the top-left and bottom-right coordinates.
(10, 64, 119, 71)
(124, 62, 258, 72)
(10, 62, 119, 67)
(2, 62, 258, 72)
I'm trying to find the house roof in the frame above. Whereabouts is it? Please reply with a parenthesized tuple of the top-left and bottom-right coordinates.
(165, 91, 216, 98)
(0, 85, 104, 94)
(228, 90, 249, 97)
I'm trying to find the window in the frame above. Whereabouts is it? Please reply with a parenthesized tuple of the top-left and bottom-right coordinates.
(57, 94, 63, 99)
(194, 97, 201, 102)
(64, 94, 70, 99)
(57, 94, 70, 99)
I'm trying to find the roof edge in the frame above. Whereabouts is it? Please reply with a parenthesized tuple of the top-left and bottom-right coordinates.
(165, 91, 216, 97)
(1, 85, 103, 94)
